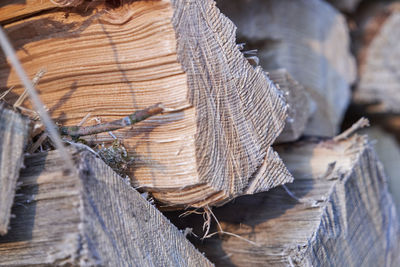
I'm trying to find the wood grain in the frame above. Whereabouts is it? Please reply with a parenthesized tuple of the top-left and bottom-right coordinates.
(170, 135, 400, 266)
(0, 0, 57, 25)
(217, 0, 356, 137)
(268, 69, 314, 143)
(353, 2, 400, 114)
(0, 102, 29, 235)
(0, 148, 214, 266)
(0, 0, 292, 207)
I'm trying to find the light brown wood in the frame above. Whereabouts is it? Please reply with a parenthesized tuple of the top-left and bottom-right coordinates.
(173, 135, 400, 266)
(267, 69, 314, 143)
(0, 102, 30, 235)
(0, 0, 57, 25)
(0, 148, 214, 266)
(0, 0, 293, 207)
(217, 0, 356, 137)
(353, 2, 400, 114)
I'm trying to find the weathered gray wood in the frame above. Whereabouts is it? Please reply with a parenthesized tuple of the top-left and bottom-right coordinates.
(217, 0, 356, 137)
(0, 102, 29, 235)
(175, 135, 400, 266)
(0, 148, 214, 266)
(353, 2, 400, 114)
(1, 0, 293, 207)
(268, 69, 314, 143)
(361, 126, 400, 216)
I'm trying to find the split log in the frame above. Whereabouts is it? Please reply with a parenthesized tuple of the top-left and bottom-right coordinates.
(0, 102, 30, 235)
(0, 148, 213, 266)
(171, 135, 400, 266)
(267, 69, 314, 143)
(361, 126, 400, 215)
(326, 0, 362, 13)
(0, 0, 293, 207)
(353, 2, 400, 114)
(217, 0, 356, 137)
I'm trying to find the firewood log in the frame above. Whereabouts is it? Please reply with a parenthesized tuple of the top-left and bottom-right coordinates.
(217, 0, 356, 137)
(0, 102, 29, 235)
(169, 135, 400, 266)
(267, 69, 314, 143)
(0, 0, 293, 207)
(0, 148, 213, 266)
(353, 2, 400, 114)
(361, 126, 400, 215)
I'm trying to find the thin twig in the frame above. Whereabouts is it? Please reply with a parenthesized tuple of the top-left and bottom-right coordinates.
(333, 117, 370, 142)
(28, 132, 48, 154)
(0, 26, 75, 171)
(78, 112, 91, 126)
(282, 184, 301, 202)
(0, 86, 14, 100)
(203, 206, 259, 246)
(14, 69, 46, 109)
(59, 103, 164, 138)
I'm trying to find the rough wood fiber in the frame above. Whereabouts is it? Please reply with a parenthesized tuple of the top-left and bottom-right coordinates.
(267, 69, 314, 143)
(353, 3, 400, 114)
(361, 126, 400, 215)
(217, 0, 356, 137)
(0, 149, 214, 266)
(173, 135, 400, 266)
(0, 0, 292, 207)
(0, 102, 29, 235)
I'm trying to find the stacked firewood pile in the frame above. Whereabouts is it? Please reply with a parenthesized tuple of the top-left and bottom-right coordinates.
(0, 0, 399, 266)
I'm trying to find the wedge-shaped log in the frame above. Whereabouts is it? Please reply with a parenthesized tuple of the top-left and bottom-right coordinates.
(353, 2, 400, 113)
(0, 149, 214, 266)
(174, 135, 400, 266)
(0, 102, 29, 235)
(217, 0, 356, 137)
(0, 0, 292, 207)
(267, 69, 314, 143)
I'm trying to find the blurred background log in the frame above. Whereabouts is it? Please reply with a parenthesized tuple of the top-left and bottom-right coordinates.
(0, 102, 29, 235)
(217, 0, 356, 137)
(353, 2, 400, 114)
(167, 135, 400, 266)
(267, 69, 314, 143)
(0, 148, 213, 266)
(327, 0, 362, 13)
(0, 0, 292, 207)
